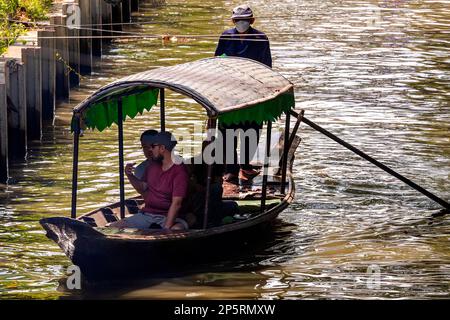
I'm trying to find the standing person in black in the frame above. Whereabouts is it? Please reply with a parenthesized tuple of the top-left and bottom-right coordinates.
(215, 4, 272, 184)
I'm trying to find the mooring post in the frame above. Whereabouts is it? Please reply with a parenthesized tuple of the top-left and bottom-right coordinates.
(5, 59, 27, 160)
(51, 15, 70, 102)
(78, 0, 93, 74)
(91, 0, 102, 59)
(100, 1, 113, 44)
(62, 2, 81, 88)
(122, 0, 131, 23)
(111, 3, 123, 33)
(22, 47, 42, 141)
(38, 28, 56, 120)
(0, 63, 8, 183)
(131, 0, 139, 12)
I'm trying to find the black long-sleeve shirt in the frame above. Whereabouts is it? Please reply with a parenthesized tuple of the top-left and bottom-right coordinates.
(214, 27, 272, 68)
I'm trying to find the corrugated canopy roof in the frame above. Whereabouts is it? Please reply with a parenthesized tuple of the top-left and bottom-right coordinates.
(72, 57, 295, 131)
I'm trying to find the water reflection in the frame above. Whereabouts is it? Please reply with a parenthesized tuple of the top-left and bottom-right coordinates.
(0, 0, 449, 299)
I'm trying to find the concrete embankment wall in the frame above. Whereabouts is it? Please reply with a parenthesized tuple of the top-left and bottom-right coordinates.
(0, 0, 162, 183)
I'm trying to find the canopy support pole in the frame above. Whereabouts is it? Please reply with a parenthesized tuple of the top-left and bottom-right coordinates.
(71, 115, 81, 219)
(118, 98, 126, 219)
(203, 117, 217, 229)
(278, 110, 304, 188)
(261, 121, 272, 212)
(160, 88, 165, 132)
(280, 112, 291, 194)
(287, 109, 304, 153)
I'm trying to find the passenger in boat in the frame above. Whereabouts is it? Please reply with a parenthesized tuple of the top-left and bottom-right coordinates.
(133, 129, 158, 180)
(122, 129, 158, 195)
(184, 141, 239, 228)
(110, 131, 190, 230)
(214, 4, 272, 183)
(186, 163, 231, 228)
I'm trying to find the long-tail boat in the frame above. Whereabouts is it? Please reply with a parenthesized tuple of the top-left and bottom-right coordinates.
(40, 57, 302, 280)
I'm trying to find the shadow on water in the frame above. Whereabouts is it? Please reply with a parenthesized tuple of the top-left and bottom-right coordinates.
(56, 220, 298, 299)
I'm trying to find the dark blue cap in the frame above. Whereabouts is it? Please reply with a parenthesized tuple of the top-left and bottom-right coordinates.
(153, 131, 177, 151)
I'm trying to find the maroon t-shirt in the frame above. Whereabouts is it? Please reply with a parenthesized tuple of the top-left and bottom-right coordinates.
(142, 162, 189, 215)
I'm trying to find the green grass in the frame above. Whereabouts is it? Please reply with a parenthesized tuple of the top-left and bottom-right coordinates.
(0, 0, 52, 54)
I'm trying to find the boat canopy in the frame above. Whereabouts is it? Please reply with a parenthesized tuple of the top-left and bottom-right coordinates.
(71, 57, 295, 132)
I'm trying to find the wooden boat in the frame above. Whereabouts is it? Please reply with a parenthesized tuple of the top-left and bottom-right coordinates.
(40, 57, 302, 281)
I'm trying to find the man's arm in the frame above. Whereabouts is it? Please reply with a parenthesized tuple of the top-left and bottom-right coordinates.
(164, 196, 184, 229)
(260, 35, 272, 68)
(125, 163, 147, 195)
(215, 30, 232, 56)
(214, 37, 226, 56)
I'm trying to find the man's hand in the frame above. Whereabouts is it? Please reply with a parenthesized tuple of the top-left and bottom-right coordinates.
(125, 162, 136, 176)
(164, 197, 184, 229)
(125, 162, 147, 195)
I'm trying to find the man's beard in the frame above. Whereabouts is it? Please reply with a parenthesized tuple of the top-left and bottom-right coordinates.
(154, 154, 164, 162)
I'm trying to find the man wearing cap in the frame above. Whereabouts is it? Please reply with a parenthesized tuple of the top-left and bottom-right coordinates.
(215, 4, 272, 183)
(110, 131, 190, 230)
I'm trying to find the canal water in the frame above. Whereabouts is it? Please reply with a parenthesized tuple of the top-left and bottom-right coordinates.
(0, 0, 449, 299)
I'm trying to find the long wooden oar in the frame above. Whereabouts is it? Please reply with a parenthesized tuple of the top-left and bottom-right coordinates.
(290, 110, 450, 213)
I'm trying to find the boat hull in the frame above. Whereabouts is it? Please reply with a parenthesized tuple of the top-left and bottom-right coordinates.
(40, 135, 300, 281)
(40, 212, 280, 281)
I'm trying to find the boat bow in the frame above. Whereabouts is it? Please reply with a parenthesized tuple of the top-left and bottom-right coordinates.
(40, 217, 104, 260)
